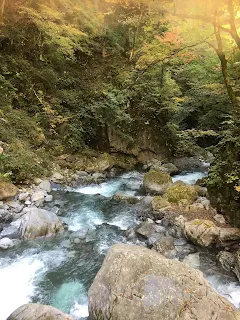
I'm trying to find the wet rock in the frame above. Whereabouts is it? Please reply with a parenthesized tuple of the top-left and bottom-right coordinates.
(7, 201, 24, 213)
(0, 181, 18, 201)
(31, 190, 45, 207)
(0, 237, 14, 249)
(217, 251, 235, 273)
(20, 208, 64, 239)
(7, 303, 73, 320)
(152, 235, 175, 256)
(172, 157, 203, 171)
(50, 206, 60, 215)
(135, 221, 163, 239)
(183, 253, 200, 269)
(214, 214, 226, 225)
(18, 192, 29, 202)
(143, 170, 172, 195)
(113, 192, 140, 204)
(126, 227, 136, 240)
(45, 194, 53, 202)
(147, 232, 165, 247)
(0, 225, 20, 239)
(88, 244, 240, 320)
(39, 180, 51, 193)
(0, 209, 13, 223)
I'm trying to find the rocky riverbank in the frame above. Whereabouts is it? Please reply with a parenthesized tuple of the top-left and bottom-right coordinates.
(1, 154, 240, 319)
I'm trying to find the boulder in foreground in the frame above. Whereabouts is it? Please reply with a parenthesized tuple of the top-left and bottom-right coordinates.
(7, 303, 72, 320)
(88, 244, 240, 320)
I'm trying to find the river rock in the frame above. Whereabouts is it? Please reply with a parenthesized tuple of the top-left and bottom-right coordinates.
(18, 192, 29, 202)
(113, 192, 140, 204)
(0, 224, 20, 239)
(0, 209, 13, 223)
(20, 208, 64, 239)
(0, 181, 18, 200)
(184, 219, 219, 247)
(217, 251, 235, 273)
(45, 194, 53, 202)
(7, 201, 24, 213)
(152, 235, 174, 256)
(7, 303, 73, 320)
(0, 237, 14, 249)
(184, 219, 240, 247)
(143, 170, 172, 195)
(39, 180, 51, 193)
(135, 221, 163, 239)
(31, 190, 45, 206)
(88, 244, 240, 320)
(51, 172, 64, 183)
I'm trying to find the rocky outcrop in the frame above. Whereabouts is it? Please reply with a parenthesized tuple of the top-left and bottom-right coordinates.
(184, 219, 240, 247)
(88, 244, 240, 320)
(7, 303, 72, 320)
(143, 171, 172, 195)
(20, 208, 64, 239)
(0, 181, 18, 201)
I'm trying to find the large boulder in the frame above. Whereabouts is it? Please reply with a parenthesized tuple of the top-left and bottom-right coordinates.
(184, 219, 240, 247)
(20, 208, 64, 239)
(88, 244, 240, 320)
(164, 181, 197, 205)
(143, 171, 172, 195)
(7, 303, 72, 320)
(0, 181, 18, 201)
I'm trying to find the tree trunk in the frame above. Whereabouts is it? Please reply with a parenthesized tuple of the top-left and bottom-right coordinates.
(226, 0, 240, 49)
(213, 21, 239, 116)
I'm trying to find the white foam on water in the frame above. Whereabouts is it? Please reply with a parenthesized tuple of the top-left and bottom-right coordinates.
(64, 208, 105, 232)
(71, 302, 89, 319)
(77, 180, 122, 197)
(108, 214, 136, 231)
(207, 275, 240, 308)
(0, 256, 44, 320)
(172, 172, 207, 185)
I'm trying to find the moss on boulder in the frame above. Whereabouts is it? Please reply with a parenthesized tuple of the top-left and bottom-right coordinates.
(143, 170, 172, 195)
(164, 181, 197, 204)
(152, 196, 171, 211)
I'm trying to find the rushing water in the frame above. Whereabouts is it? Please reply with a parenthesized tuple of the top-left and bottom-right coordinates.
(0, 170, 240, 319)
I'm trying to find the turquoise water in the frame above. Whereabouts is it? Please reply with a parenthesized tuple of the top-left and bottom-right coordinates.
(0, 170, 240, 319)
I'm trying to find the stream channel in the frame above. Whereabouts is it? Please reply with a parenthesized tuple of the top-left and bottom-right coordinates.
(0, 170, 240, 319)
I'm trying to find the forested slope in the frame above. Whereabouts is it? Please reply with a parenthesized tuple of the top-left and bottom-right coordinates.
(0, 0, 237, 202)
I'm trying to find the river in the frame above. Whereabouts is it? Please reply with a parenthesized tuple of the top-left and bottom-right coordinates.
(0, 170, 240, 319)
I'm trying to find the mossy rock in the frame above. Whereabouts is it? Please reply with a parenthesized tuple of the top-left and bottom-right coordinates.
(0, 181, 18, 200)
(152, 196, 171, 211)
(143, 170, 173, 195)
(164, 181, 197, 204)
(86, 153, 115, 173)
